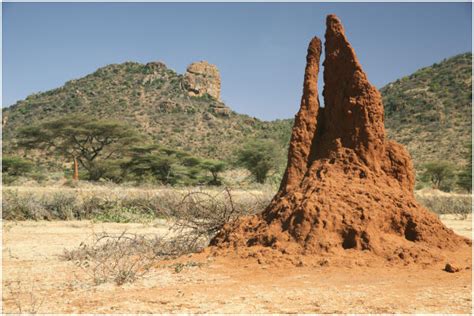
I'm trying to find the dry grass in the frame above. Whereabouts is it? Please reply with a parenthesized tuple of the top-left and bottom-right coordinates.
(2, 184, 274, 222)
(54, 186, 271, 286)
(3, 278, 45, 314)
(415, 189, 472, 218)
(3, 183, 470, 222)
(3, 184, 273, 287)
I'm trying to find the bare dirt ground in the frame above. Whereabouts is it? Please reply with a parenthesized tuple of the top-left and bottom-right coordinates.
(2, 216, 472, 314)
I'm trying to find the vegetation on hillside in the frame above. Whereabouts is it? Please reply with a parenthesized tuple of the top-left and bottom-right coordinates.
(2, 61, 292, 162)
(457, 144, 472, 192)
(7, 115, 278, 186)
(381, 53, 472, 172)
(5, 120, 235, 187)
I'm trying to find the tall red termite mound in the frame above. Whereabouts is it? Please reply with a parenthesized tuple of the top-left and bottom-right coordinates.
(211, 15, 471, 265)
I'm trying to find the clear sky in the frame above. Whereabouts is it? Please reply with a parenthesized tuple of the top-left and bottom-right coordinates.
(3, 2, 472, 120)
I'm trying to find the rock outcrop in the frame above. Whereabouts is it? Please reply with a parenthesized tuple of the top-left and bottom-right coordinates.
(184, 61, 221, 100)
(2, 113, 8, 127)
(209, 103, 231, 116)
(210, 15, 470, 266)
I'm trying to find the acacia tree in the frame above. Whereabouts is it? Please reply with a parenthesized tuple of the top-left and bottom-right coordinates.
(122, 145, 227, 186)
(235, 140, 282, 184)
(2, 156, 34, 184)
(122, 144, 178, 184)
(201, 159, 226, 185)
(420, 161, 456, 191)
(17, 115, 140, 181)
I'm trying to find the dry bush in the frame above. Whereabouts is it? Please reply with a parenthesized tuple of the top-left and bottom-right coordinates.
(3, 279, 45, 314)
(60, 186, 272, 285)
(171, 187, 271, 247)
(2, 190, 82, 220)
(43, 192, 81, 220)
(61, 232, 152, 286)
(415, 192, 472, 218)
(3, 185, 273, 222)
(61, 230, 202, 286)
(2, 187, 178, 221)
(6, 185, 272, 286)
(2, 190, 50, 220)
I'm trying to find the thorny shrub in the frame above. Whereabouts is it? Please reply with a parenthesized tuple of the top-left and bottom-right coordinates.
(61, 231, 189, 285)
(60, 187, 271, 285)
(3, 279, 45, 314)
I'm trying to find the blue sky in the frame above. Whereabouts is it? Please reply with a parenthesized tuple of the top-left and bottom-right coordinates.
(3, 2, 472, 120)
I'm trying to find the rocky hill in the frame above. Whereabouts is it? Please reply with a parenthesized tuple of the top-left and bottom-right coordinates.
(382, 53, 472, 169)
(3, 53, 471, 172)
(2, 61, 291, 161)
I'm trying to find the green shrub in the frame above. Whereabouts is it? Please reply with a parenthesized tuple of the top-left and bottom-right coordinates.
(2, 156, 34, 184)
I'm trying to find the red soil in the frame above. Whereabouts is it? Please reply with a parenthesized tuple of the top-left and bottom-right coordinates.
(210, 14, 471, 267)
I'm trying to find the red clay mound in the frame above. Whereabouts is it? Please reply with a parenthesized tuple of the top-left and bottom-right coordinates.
(210, 15, 471, 266)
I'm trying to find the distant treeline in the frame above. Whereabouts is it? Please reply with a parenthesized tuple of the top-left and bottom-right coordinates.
(3, 115, 286, 186)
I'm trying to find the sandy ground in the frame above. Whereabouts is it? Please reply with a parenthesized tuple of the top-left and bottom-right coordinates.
(2, 216, 472, 314)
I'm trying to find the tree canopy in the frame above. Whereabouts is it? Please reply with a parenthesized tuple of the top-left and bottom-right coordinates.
(235, 139, 282, 184)
(123, 144, 226, 185)
(420, 161, 456, 191)
(17, 115, 141, 180)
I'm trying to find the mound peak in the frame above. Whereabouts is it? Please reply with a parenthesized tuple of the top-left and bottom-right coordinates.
(210, 15, 470, 266)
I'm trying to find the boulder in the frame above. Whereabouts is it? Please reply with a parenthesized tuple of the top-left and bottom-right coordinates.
(184, 61, 221, 100)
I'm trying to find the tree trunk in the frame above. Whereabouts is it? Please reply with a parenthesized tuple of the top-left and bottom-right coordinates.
(73, 157, 79, 181)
